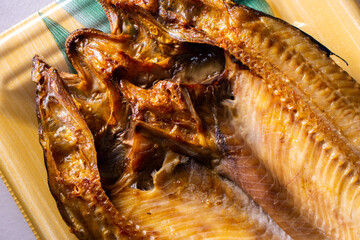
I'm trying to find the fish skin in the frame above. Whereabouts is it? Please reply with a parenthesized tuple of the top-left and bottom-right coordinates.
(64, 29, 128, 135)
(33, 53, 129, 185)
(65, 28, 225, 88)
(32, 56, 146, 239)
(103, 0, 360, 238)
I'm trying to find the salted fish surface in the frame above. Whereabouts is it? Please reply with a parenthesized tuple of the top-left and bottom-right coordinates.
(32, 0, 360, 238)
(104, 0, 360, 238)
(32, 58, 292, 239)
(32, 22, 293, 240)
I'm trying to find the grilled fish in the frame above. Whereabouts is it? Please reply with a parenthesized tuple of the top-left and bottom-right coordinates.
(33, 56, 291, 239)
(32, 0, 360, 239)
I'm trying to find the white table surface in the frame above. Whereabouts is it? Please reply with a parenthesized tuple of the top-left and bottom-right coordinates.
(0, 2, 52, 239)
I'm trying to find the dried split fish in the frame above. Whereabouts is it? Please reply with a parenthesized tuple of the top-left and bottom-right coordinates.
(32, 0, 360, 239)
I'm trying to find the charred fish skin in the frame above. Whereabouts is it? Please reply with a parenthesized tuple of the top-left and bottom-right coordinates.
(32, 55, 149, 240)
(103, 0, 360, 239)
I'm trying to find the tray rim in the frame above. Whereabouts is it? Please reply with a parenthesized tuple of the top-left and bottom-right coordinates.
(0, 169, 40, 239)
(0, 3, 63, 239)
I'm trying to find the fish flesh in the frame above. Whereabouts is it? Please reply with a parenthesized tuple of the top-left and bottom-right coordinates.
(33, 57, 291, 239)
(32, 0, 360, 239)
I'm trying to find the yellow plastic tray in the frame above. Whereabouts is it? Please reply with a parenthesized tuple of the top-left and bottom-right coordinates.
(0, 0, 359, 239)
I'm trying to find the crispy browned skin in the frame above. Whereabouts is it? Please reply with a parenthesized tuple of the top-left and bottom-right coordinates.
(65, 29, 173, 88)
(32, 55, 147, 239)
(33, 0, 360, 239)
